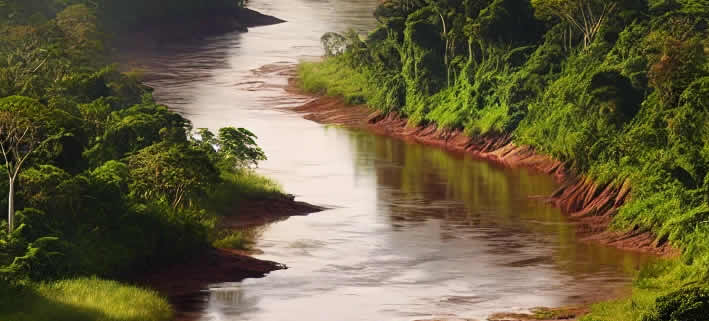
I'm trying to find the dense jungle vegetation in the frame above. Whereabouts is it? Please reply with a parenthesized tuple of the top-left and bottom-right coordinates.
(299, 0, 709, 320)
(0, 1, 280, 320)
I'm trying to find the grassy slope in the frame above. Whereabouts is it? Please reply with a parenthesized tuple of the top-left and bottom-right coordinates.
(207, 169, 283, 250)
(0, 278, 172, 321)
(0, 169, 282, 321)
(297, 7, 709, 317)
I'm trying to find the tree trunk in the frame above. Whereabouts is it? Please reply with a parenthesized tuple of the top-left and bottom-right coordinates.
(8, 178, 14, 233)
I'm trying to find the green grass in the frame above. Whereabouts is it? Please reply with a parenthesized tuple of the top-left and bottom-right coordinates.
(212, 230, 255, 250)
(0, 277, 172, 321)
(296, 3, 709, 319)
(580, 261, 688, 321)
(296, 37, 708, 321)
(581, 290, 662, 321)
(205, 168, 283, 215)
(222, 169, 283, 200)
(298, 59, 374, 105)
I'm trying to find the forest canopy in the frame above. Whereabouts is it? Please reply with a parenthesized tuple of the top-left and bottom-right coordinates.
(0, 1, 274, 314)
(300, 0, 709, 320)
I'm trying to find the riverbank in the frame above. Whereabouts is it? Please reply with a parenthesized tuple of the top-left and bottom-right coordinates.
(294, 2, 709, 317)
(0, 2, 323, 321)
(137, 195, 324, 321)
(112, 7, 285, 49)
(286, 70, 682, 321)
(138, 248, 283, 321)
(287, 76, 676, 258)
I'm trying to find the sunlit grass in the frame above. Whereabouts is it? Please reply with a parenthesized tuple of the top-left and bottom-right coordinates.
(298, 59, 374, 105)
(205, 168, 283, 216)
(212, 230, 255, 250)
(0, 277, 172, 321)
(582, 289, 663, 321)
(221, 168, 283, 199)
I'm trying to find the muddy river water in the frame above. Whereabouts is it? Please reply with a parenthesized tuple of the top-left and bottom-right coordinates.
(121, 0, 657, 320)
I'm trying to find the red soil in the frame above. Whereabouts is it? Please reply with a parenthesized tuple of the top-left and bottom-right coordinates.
(138, 196, 323, 321)
(290, 86, 677, 257)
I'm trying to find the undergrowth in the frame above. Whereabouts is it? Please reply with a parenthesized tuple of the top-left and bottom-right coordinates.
(299, 0, 709, 319)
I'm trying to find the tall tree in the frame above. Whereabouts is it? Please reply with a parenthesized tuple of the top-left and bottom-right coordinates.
(0, 96, 59, 233)
(531, 0, 617, 48)
(0, 111, 39, 233)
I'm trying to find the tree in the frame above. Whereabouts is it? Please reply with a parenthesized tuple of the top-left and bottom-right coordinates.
(430, 2, 453, 87)
(531, 0, 617, 48)
(214, 127, 266, 169)
(127, 142, 219, 209)
(194, 127, 266, 170)
(0, 96, 62, 233)
(55, 4, 102, 57)
(0, 112, 38, 233)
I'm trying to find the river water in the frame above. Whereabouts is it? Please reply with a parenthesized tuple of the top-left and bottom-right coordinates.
(120, 0, 657, 320)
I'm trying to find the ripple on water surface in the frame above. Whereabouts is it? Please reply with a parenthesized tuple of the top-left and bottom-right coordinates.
(119, 0, 659, 320)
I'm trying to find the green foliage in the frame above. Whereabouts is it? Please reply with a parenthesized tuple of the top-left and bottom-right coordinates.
(95, 0, 246, 31)
(476, 0, 542, 45)
(0, 0, 246, 31)
(301, 0, 709, 319)
(212, 231, 252, 250)
(203, 169, 283, 216)
(642, 287, 709, 321)
(0, 1, 282, 316)
(0, 277, 172, 321)
(127, 142, 219, 208)
(195, 127, 267, 170)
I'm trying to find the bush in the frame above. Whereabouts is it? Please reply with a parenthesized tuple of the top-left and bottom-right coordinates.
(642, 287, 709, 321)
(299, 1, 709, 320)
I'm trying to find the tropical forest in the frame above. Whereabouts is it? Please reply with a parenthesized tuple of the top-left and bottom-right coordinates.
(1, 0, 708, 321)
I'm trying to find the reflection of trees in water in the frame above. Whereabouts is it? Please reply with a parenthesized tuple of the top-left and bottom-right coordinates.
(346, 130, 657, 276)
(346, 130, 553, 224)
(208, 285, 263, 316)
(116, 32, 243, 110)
(212, 287, 244, 305)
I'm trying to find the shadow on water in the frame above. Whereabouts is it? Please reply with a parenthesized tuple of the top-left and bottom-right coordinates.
(116, 0, 661, 320)
(346, 130, 656, 278)
(116, 32, 244, 112)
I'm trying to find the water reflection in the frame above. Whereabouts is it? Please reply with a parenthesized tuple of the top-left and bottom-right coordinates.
(116, 0, 659, 319)
(348, 130, 653, 278)
(197, 130, 656, 321)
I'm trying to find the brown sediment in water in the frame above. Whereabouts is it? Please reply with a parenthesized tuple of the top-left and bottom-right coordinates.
(138, 196, 323, 321)
(287, 79, 678, 258)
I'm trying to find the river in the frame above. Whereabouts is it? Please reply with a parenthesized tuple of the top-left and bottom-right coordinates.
(120, 0, 656, 320)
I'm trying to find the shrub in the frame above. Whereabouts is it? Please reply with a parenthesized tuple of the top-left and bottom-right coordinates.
(642, 287, 709, 321)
